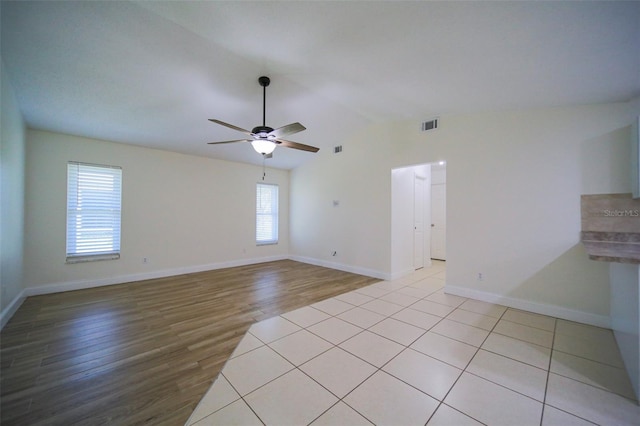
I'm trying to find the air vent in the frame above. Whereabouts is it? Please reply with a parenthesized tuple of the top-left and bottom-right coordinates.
(334, 145, 343, 154)
(421, 118, 439, 132)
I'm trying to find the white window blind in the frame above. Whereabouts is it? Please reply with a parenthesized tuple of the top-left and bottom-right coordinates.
(66, 162, 122, 263)
(256, 183, 278, 245)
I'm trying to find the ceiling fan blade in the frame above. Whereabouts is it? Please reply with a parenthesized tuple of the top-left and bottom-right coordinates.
(269, 122, 306, 138)
(207, 139, 251, 145)
(276, 139, 319, 153)
(208, 119, 252, 135)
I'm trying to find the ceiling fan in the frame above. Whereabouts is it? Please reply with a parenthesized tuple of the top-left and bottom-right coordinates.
(208, 76, 319, 156)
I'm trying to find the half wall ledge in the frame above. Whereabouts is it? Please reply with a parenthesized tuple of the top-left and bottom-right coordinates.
(581, 194, 640, 264)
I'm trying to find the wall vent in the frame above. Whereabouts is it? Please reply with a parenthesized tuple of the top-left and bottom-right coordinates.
(334, 145, 343, 154)
(421, 118, 439, 132)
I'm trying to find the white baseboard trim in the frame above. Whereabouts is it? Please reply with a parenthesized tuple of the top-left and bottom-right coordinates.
(290, 255, 389, 281)
(389, 267, 417, 281)
(445, 284, 611, 329)
(1, 290, 27, 330)
(23, 255, 288, 297)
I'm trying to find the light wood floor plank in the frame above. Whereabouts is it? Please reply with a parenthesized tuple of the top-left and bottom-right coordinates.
(0, 260, 378, 425)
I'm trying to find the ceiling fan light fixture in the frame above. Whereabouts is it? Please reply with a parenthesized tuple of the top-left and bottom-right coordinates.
(251, 139, 276, 155)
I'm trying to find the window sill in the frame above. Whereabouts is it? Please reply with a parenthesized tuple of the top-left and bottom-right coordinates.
(66, 253, 120, 264)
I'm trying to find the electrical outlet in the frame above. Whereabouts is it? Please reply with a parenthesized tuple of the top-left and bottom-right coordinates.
(143, 257, 149, 264)
(477, 272, 484, 281)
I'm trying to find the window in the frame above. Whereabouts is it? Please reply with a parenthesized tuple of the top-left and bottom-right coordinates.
(256, 183, 278, 245)
(66, 162, 122, 263)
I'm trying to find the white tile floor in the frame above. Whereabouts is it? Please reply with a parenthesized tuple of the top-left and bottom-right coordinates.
(186, 262, 640, 426)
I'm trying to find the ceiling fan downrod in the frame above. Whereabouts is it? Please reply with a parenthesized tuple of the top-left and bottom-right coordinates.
(258, 76, 270, 127)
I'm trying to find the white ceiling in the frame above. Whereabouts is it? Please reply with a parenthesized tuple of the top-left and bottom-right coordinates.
(2, 1, 638, 169)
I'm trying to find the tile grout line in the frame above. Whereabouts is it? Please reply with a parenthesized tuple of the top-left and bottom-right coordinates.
(542, 323, 638, 423)
(540, 318, 557, 426)
(448, 307, 564, 412)
(202, 272, 633, 425)
(550, 345, 631, 372)
(308, 287, 476, 425)
(176, 279, 507, 424)
(333, 265, 442, 414)
(244, 300, 379, 425)
(306, 280, 465, 425)
(303, 279, 448, 425)
(486, 319, 554, 349)
(298, 282, 414, 425)
(232, 281, 430, 425)
(203, 271, 628, 426)
(316, 296, 629, 421)
(423, 303, 510, 425)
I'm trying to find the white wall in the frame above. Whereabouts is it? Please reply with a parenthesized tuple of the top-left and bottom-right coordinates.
(24, 129, 290, 293)
(430, 103, 637, 326)
(1, 61, 26, 327)
(289, 123, 395, 279)
(290, 100, 639, 326)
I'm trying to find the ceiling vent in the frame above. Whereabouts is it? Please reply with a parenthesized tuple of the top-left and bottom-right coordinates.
(421, 118, 439, 132)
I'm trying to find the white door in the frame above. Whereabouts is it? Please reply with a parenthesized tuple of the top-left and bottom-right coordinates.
(414, 175, 425, 269)
(431, 183, 446, 260)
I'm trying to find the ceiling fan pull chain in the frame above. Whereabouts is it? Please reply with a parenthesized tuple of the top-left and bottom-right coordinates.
(262, 154, 266, 180)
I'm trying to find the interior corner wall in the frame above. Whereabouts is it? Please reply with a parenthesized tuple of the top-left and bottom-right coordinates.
(23, 129, 290, 293)
(290, 100, 637, 326)
(289, 123, 394, 279)
(1, 61, 26, 325)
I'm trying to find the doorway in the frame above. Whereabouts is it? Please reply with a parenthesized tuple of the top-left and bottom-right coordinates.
(390, 162, 446, 278)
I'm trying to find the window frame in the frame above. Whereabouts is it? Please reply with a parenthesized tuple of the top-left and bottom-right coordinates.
(256, 182, 279, 246)
(66, 161, 122, 263)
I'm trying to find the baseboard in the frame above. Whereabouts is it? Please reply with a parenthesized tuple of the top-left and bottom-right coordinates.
(23, 255, 289, 297)
(0, 289, 26, 330)
(289, 255, 389, 281)
(445, 284, 611, 329)
(389, 267, 417, 281)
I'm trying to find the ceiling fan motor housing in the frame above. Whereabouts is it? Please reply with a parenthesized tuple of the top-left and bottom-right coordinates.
(251, 125, 275, 138)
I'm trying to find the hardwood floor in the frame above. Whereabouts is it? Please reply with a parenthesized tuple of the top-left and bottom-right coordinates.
(0, 260, 379, 425)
